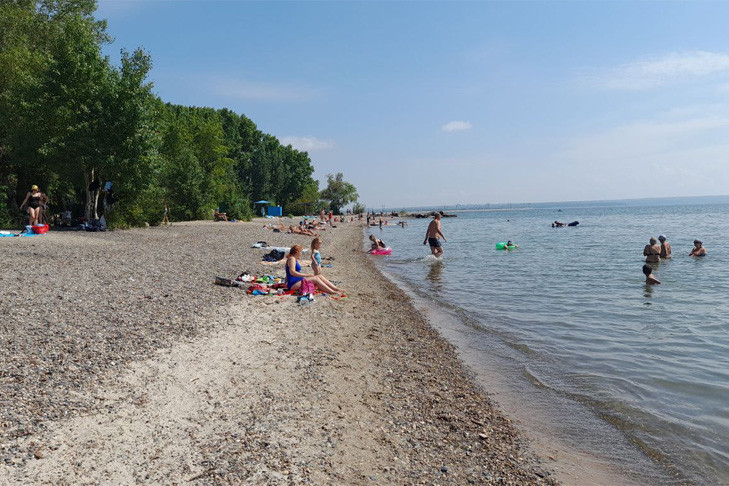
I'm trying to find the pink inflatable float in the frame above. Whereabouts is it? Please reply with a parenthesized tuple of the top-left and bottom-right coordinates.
(369, 247, 392, 255)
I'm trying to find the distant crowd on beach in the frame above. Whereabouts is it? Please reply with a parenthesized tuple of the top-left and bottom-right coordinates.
(642, 235, 706, 285)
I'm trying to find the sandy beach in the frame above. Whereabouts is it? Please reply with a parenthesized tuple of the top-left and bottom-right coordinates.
(0, 220, 556, 484)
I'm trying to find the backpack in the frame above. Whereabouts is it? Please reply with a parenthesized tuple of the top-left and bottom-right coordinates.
(262, 249, 285, 262)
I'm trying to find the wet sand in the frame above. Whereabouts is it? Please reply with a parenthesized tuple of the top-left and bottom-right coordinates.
(0, 220, 556, 484)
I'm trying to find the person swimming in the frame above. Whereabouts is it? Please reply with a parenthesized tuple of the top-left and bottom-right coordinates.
(643, 264, 661, 285)
(658, 235, 671, 258)
(643, 237, 661, 263)
(689, 239, 707, 257)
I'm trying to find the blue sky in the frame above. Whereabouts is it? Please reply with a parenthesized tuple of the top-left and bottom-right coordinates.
(97, 0, 729, 208)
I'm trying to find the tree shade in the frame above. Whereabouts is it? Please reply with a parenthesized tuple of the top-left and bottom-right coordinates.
(0, 0, 329, 228)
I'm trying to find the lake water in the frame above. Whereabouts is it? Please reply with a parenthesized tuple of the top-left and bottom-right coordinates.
(367, 204, 729, 485)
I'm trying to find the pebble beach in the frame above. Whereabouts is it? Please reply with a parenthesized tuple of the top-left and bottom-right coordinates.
(0, 220, 557, 484)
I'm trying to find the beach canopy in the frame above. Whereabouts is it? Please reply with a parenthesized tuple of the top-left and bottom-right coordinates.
(254, 200, 270, 204)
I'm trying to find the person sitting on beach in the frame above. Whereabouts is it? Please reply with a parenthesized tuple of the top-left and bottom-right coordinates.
(689, 239, 707, 257)
(212, 209, 228, 222)
(289, 225, 318, 237)
(552, 221, 565, 227)
(311, 237, 325, 276)
(286, 245, 341, 294)
(643, 264, 661, 285)
(643, 237, 661, 263)
(369, 234, 386, 251)
(658, 235, 671, 258)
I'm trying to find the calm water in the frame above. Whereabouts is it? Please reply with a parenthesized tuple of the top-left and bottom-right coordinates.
(368, 204, 729, 485)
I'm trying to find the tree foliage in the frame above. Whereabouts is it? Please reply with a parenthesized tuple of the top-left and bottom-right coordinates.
(320, 173, 359, 215)
(0, 0, 324, 227)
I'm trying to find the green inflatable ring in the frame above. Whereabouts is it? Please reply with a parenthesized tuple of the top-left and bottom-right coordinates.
(496, 242, 517, 250)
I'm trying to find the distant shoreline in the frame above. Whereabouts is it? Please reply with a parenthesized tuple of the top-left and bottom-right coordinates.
(375, 194, 729, 214)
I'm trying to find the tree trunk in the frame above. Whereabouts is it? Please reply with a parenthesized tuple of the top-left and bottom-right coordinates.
(84, 168, 98, 221)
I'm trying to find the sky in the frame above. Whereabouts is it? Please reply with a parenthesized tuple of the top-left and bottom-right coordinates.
(96, 0, 729, 208)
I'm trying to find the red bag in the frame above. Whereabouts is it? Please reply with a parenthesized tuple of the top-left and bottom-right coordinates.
(32, 224, 49, 234)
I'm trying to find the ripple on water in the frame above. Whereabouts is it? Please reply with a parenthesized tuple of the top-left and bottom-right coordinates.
(372, 203, 729, 484)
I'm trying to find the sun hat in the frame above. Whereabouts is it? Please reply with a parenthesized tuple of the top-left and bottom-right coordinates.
(31, 185, 38, 190)
(658, 235, 666, 241)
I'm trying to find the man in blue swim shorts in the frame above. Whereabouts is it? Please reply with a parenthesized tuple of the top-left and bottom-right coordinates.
(423, 213, 447, 257)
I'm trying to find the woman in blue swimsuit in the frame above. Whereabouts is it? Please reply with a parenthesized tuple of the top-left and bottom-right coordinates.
(286, 245, 341, 294)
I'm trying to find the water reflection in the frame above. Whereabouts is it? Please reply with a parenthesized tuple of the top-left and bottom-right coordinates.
(643, 284, 654, 301)
(426, 260, 444, 291)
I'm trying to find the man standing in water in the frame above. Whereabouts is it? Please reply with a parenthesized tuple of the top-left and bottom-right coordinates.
(424, 213, 447, 257)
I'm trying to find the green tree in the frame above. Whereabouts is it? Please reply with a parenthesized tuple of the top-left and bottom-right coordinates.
(320, 172, 358, 215)
(352, 201, 366, 214)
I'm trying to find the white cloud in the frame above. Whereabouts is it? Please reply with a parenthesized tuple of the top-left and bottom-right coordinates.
(441, 121, 472, 132)
(280, 136, 334, 152)
(210, 77, 318, 102)
(593, 51, 729, 90)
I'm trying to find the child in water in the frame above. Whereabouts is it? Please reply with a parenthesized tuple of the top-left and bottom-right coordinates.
(643, 264, 661, 285)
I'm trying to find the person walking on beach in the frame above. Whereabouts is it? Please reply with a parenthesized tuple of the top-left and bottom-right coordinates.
(424, 213, 447, 257)
(643, 237, 661, 263)
(19, 185, 45, 226)
(658, 235, 671, 258)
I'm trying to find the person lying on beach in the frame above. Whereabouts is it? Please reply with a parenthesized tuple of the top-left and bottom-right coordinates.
(689, 240, 707, 257)
(289, 225, 318, 237)
(369, 234, 386, 251)
(264, 222, 286, 232)
(286, 245, 341, 294)
(644, 237, 661, 263)
(658, 235, 671, 258)
(643, 264, 661, 285)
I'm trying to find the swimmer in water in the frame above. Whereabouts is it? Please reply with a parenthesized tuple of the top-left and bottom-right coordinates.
(423, 213, 447, 257)
(643, 237, 661, 263)
(689, 239, 706, 257)
(643, 264, 661, 285)
(658, 235, 671, 258)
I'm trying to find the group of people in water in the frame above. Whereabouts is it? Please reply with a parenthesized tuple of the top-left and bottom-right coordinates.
(642, 235, 707, 285)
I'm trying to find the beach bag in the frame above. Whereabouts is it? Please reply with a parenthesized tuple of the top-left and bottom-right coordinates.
(299, 278, 316, 296)
(262, 249, 285, 262)
(31, 224, 50, 234)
